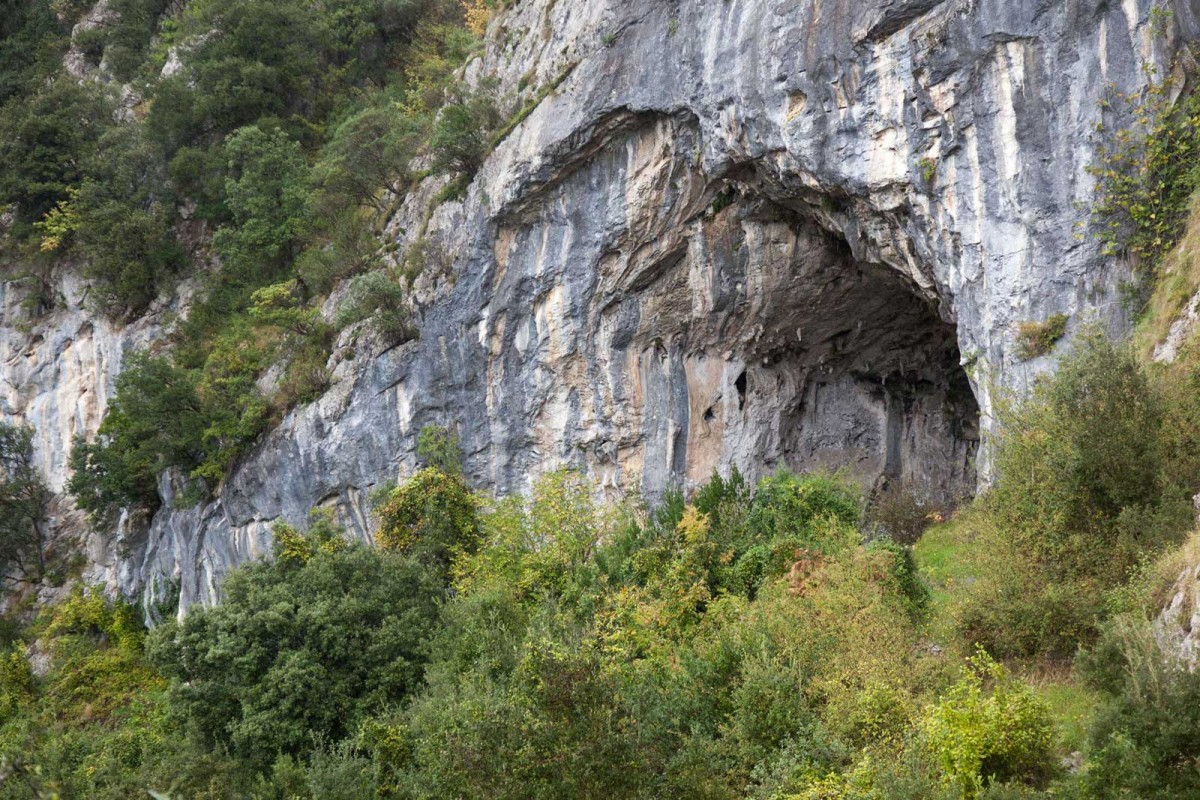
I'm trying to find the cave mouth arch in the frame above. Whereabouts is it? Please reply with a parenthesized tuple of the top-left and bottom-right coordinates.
(482, 110, 979, 504)
(725, 196, 981, 502)
(624, 187, 981, 504)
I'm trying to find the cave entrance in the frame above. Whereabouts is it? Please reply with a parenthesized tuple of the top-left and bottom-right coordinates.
(673, 194, 981, 502)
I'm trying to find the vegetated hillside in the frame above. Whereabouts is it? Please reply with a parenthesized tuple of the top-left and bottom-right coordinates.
(1, 0, 1184, 611)
(4, 0, 1200, 797)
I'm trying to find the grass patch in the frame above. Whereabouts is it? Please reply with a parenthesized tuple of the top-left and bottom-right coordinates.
(1135, 200, 1200, 358)
(914, 516, 977, 620)
(1026, 674, 1101, 755)
(1016, 313, 1069, 360)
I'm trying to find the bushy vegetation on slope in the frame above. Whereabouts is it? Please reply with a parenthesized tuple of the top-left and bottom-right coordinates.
(6, 401, 1200, 798)
(0, 0, 517, 518)
(7, 3, 1200, 799)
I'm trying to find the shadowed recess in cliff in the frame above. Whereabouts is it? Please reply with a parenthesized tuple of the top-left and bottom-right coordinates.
(479, 111, 979, 502)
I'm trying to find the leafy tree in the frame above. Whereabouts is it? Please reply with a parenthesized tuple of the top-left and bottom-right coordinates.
(147, 536, 442, 768)
(0, 423, 52, 586)
(72, 126, 184, 317)
(956, 329, 1190, 658)
(0, 79, 108, 224)
(0, 0, 70, 104)
(376, 467, 480, 576)
(101, 0, 173, 82)
(69, 351, 205, 515)
(146, 0, 337, 149)
(312, 101, 426, 214)
(212, 125, 311, 282)
(429, 87, 501, 176)
(416, 423, 461, 473)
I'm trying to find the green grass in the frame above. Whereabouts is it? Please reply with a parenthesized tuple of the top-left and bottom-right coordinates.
(1029, 677, 1101, 755)
(914, 517, 977, 620)
(914, 516, 1102, 758)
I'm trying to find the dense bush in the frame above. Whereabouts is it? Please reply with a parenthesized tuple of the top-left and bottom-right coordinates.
(0, 79, 108, 224)
(1074, 614, 1200, 799)
(68, 352, 207, 515)
(213, 125, 311, 283)
(955, 328, 1194, 657)
(68, 342, 271, 515)
(0, 0, 70, 104)
(147, 523, 442, 768)
(920, 651, 1055, 797)
(70, 126, 184, 317)
(375, 467, 480, 576)
(0, 588, 171, 800)
(429, 86, 502, 176)
(99, 0, 173, 82)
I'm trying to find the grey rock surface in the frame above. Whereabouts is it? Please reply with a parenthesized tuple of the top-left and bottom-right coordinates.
(4, 0, 1199, 614)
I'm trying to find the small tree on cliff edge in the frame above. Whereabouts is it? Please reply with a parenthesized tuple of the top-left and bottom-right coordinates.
(0, 423, 52, 585)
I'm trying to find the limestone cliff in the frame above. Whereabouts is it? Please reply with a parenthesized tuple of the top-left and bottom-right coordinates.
(4, 0, 1198, 613)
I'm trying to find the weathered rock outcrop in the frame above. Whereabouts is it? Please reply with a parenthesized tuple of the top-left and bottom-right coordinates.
(4, 0, 1199, 612)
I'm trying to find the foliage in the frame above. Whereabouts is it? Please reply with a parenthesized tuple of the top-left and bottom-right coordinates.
(416, 423, 461, 473)
(1089, 76, 1200, 275)
(1014, 314, 1069, 361)
(146, 537, 442, 768)
(334, 270, 415, 345)
(213, 125, 311, 283)
(955, 328, 1190, 657)
(375, 467, 480, 575)
(0, 588, 171, 800)
(0, 423, 52, 586)
(312, 100, 426, 214)
(100, 0, 173, 82)
(0, 0, 71, 105)
(1077, 616, 1200, 799)
(0, 79, 108, 224)
(68, 351, 206, 515)
(271, 508, 349, 569)
(920, 651, 1056, 797)
(429, 86, 502, 176)
(72, 125, 184, 317)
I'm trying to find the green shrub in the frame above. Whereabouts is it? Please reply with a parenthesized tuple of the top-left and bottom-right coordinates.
(295, 209, 384, 295)
(0, 423, 52, 586)
(1014, 314, 1069, 361)
(376, 467, 480, 576)
(69, 126, 184, 317)
(745, 469, 861, 556)
(334, 270, 415, 345)
(312, 101, 427, 214)
(101, 0, 172, 81)
(416, 423, 462, 473)
(0, 0, 71, 105)
(920, 651, 1056, 797)
(1089, 79, 1200, 275)
(212, 125, 311, 283)
(0, 78, 108, 224)
(147, 539, 442, 768)
(1078, 616, 1200, 799)
(68, 352, 207, 515)
(954, 327, 1200, 657)
(429, 87, 501, 176)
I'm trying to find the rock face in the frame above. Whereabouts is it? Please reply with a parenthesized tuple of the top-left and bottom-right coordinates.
(3, 0, 1198, 613)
